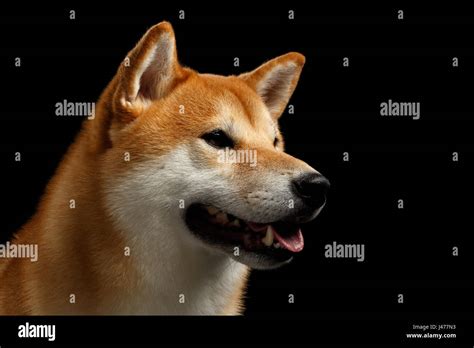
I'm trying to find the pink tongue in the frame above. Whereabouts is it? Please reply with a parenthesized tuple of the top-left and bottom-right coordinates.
(272, 227, 304, 253)
(247, 222, 304, 253)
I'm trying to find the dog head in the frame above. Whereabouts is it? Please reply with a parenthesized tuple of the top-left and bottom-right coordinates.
(100, 22, 329, 269)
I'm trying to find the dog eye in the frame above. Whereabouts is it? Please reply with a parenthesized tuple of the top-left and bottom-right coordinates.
(201, 129, 234, 149)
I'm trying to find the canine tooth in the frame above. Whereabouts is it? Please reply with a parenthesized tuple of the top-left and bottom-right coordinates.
(230, 219, 240, 227)
(274, 242, 281, 249)
(215, 212, 228, 224)
(262, 226, 274, 247)
(206, 206, 219, 215)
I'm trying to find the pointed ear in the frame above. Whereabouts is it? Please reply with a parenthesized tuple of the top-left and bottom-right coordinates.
(240, 52, 305, 120)
(112, 21, 187, 121)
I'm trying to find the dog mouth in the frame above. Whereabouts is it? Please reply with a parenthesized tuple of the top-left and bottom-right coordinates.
(185, 203, 305, 266)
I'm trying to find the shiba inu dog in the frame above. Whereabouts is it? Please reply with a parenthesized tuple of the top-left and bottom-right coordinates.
(0, 21, 329, 315)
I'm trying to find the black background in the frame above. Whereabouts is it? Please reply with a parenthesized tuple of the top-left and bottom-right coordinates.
(0, 1, 473, 345)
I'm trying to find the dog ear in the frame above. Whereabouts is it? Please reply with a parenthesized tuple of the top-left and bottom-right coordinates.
(240, 52, 305, 120)
(111, 21, 187, 122)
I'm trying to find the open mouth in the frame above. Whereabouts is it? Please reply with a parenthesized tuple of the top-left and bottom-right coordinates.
(185, 203, 305, 265)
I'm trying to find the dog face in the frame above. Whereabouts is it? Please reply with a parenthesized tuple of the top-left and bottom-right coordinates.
(101, 22, 329, 269)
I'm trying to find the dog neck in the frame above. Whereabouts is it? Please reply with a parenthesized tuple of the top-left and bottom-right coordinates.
(106, 198, 249, 314)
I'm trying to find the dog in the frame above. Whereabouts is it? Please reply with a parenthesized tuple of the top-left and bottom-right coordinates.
(0, 21, 329, 314)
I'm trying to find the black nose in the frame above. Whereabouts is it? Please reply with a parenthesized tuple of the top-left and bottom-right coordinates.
(292, 173, 330, 209)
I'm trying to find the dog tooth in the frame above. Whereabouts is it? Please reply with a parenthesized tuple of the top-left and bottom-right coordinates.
(215, 212, 228, 224)
(206, 206, 220, 215)
(230, 219, 240, 227)
(274, 242, 281, 249)
(262, 226, 274, 247)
